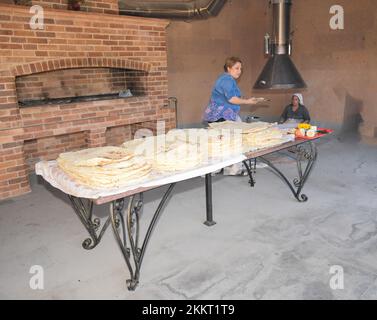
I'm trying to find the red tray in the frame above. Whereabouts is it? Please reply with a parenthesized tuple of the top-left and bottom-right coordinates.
(297, 128, 333, 140)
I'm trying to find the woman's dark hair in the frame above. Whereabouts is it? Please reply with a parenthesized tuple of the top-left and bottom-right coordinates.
(224, 56, 242, 72)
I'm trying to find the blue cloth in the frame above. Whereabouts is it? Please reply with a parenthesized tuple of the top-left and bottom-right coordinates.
(203, 73, 242, 122)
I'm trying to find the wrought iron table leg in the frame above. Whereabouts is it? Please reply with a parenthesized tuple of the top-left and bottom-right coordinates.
(110, 184, 175, 291)
(68, 195, 112, 249)
(204, 173, 216, 226)
(258, 141, 318, 202)
(243, 159, 256, 187)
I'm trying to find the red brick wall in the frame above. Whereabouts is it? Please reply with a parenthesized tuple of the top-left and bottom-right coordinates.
(24, 131, 87, 173)
(106, 125, 132, 146)
(0, 141, 30, 200)
(0, 4, 175, 200)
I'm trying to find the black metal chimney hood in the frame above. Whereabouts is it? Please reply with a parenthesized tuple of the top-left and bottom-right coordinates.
(254, 0, 306, 90)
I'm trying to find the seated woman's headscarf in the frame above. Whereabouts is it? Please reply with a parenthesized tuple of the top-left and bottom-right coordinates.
(293, 93, 304, 105)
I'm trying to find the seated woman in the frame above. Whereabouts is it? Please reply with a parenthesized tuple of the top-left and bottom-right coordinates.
(279, 93, 310, 124)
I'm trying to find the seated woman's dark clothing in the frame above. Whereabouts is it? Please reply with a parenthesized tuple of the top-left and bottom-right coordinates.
(279, 104, 311, 123)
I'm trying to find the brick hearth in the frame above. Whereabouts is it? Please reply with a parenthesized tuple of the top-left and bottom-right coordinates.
(0, 3, 176, 200)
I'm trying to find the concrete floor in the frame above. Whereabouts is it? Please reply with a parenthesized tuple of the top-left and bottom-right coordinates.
(0, 136, 376, 300)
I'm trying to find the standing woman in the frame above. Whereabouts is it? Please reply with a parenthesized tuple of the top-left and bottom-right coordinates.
(203, 57, 263, 175)
(203, 56, 262, 123)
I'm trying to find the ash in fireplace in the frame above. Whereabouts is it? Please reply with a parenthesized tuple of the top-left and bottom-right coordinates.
(18, 92, 137, 107)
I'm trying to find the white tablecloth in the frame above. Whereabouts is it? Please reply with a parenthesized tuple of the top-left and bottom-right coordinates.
(35, 154, 247, 200)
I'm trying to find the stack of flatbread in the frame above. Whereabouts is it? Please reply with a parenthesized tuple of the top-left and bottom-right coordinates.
(208, 120, 287, 151)
(205, 129, 243, 158)
(123, 133, 204, 172)
(122, 135, 162, 158)
(57, 146, 151, 188)
(165, 128, 243, 159)
(208, 120, 274, 134)
(154, 140, 203, 171)
(242, 127, 285, 150)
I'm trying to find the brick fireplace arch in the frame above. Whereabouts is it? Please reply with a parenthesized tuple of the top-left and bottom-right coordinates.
(10, 58, 152, 77)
